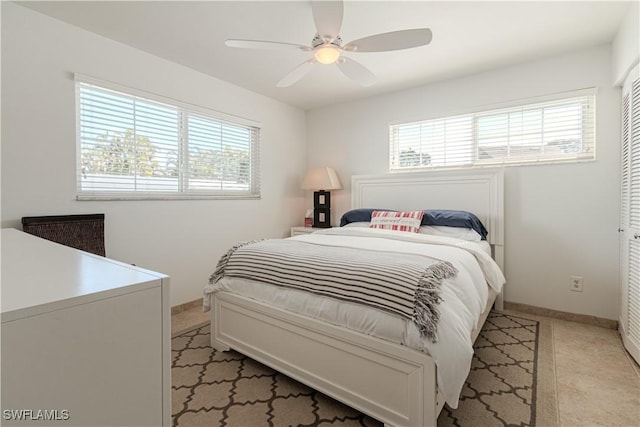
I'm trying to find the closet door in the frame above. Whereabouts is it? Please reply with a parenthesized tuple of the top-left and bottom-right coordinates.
(621, 64, 640, 364)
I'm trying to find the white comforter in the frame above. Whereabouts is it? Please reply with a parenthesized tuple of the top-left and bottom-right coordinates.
(204, 227, 505, 408)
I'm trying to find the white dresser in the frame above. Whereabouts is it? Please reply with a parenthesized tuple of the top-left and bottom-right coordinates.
(1, 228, 171, 426)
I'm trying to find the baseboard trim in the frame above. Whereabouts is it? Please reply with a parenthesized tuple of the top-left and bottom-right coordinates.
(173, 298, 617, 329)
(504, 301, 617, 329)
(171, 299, 202, 315)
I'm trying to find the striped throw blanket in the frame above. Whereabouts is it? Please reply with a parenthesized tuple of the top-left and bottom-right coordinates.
(209, 239, 458, 342)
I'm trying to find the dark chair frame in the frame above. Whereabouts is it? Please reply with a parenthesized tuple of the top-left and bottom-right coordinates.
(21, 214, 106, 257)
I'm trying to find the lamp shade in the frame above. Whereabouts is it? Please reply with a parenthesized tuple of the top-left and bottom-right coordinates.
(301, 167, 342, 191)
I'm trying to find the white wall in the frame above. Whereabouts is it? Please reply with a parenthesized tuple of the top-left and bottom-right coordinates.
(1, 3, 306, 306)
(612, 0, 639, 86)
(306, 46, 621, 320)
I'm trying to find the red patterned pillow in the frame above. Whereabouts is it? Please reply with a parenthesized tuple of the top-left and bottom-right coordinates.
(369, 210, 424, 233)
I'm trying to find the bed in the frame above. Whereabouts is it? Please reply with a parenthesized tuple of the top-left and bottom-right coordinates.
(204, 168, 505, 427)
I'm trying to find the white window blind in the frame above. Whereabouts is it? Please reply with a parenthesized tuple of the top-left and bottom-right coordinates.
(390, 91, 595, 171)
(76, 78, 260, 200)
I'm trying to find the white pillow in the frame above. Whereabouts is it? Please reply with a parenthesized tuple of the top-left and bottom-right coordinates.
(343, 221, 482, 241)
(419, 225, 482, 241)
(342, 222, 370, 228)
(343, 222, 482, 241)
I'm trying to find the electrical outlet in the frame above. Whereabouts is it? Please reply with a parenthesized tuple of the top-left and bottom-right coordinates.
(570, 276, 583, 292)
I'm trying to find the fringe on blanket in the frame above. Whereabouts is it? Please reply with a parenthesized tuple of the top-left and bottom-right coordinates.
(209, 239, 266, 285)
(202, 239, 265, 312)
(414, 261, 458, 342)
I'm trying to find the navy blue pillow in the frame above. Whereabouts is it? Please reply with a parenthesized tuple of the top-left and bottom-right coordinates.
(421, 210, 488, 240)
(339, 208, 488, 240)
(339, 208, 394, 227)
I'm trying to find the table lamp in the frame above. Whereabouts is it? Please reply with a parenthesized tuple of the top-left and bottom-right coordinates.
(301, 167, 342, 228)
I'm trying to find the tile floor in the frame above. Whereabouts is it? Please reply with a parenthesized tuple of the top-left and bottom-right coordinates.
(172, 306, 640, 427)
(171, 304, 209, 337)
(552, 319, 639, 427)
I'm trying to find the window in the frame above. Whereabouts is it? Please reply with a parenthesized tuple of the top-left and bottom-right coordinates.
(389, 90, 595, 171)
(76, 76, 260, 200)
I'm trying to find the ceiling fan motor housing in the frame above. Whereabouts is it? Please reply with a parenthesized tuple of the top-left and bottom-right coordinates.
(312, 34, 342, 49)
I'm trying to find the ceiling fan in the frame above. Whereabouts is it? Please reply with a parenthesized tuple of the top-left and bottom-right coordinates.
(225, 0, 432, 87)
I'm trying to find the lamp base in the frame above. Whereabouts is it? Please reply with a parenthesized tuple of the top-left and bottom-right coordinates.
(313, 207, 331, 228)
(313, 190, 331, 228)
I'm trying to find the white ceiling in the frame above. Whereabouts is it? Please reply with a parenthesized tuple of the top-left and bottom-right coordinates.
(19, 1, 632, 110)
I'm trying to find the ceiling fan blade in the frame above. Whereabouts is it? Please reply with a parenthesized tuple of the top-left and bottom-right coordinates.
(311, 0, 343, 39)
(336, 57, 376, 87)
(277, 59, 318, 87)
(226, 39, 311, 51)
(344, 28, 432, 52)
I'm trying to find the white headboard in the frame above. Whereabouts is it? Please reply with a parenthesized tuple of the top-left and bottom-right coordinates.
(351, 168, 504, 272)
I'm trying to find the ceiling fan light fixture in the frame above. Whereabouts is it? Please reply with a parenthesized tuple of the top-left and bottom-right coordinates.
(314, 45, 341, 64)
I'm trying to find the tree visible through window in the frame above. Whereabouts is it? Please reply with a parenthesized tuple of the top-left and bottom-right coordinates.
(76, 79, 260, 199)
(81, 130, 178, 180)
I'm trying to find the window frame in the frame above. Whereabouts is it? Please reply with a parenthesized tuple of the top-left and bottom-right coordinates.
(389, 88, 596, 172)
(75, 74, 261, 201)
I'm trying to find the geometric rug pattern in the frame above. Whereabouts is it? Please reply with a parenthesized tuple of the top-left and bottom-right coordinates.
(172, 311, 548, 427)
(172, 324, 380, 427)
(439, 312, 540, 427)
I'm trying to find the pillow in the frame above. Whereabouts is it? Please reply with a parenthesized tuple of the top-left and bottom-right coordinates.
(419, 225, 482, 241)
(422, 210, 488, 240)
(369, 210, 424, 233)
(340, 208, 488, 240)
(340, 208, 394, 226)
(342, 221, 370, 228)
(344, 221, 482, 241)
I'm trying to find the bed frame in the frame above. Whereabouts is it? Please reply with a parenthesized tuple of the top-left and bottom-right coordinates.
(210, 168, 504, 427)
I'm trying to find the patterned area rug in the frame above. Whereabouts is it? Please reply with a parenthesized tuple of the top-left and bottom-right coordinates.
(172, 311, 558, 427)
